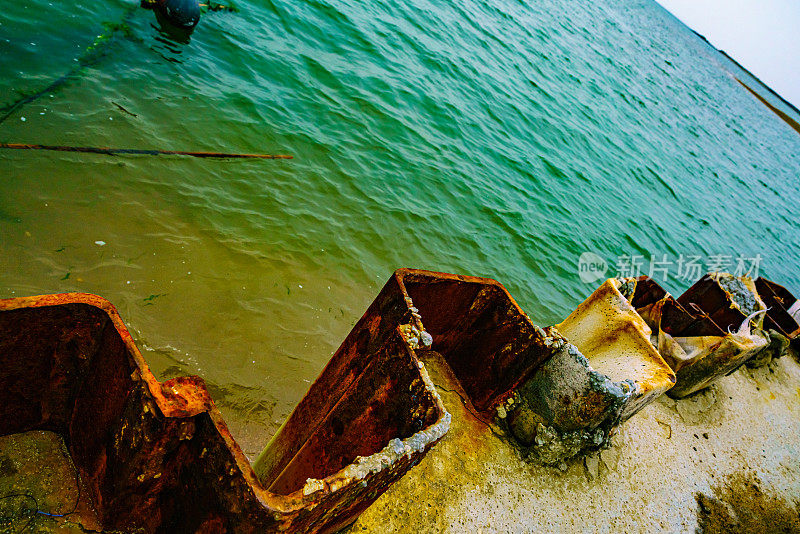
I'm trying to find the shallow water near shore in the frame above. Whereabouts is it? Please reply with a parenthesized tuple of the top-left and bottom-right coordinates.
(1, 0, 800, 458)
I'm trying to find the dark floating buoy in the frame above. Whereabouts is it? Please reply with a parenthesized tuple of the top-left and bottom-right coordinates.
(142, 0, 200, 40)
(151, 0, 200, 28)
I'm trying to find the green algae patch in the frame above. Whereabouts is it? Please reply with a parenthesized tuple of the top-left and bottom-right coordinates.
(0, 431, 98, 533)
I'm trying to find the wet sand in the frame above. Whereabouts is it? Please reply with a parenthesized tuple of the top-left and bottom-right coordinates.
(348, 350, 800, 533)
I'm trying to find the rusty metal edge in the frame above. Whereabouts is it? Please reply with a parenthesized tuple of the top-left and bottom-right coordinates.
(394, 268, 543, 407)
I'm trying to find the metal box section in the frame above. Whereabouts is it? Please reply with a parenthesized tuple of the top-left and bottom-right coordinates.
(395, 269, 554, 416)
(255, 268, 567, 484)
(677, 273, 766, 334)
(0, 291, 448, 533)
(626, 273, 770, 398)
(502, 279, 676, 464)
(756, 277, 800, 351)
(557, 279, 676, 421)
(669, 273, 767, 397)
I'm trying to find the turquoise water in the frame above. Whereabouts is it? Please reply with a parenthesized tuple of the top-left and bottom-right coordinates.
(1, 0, 799, 457)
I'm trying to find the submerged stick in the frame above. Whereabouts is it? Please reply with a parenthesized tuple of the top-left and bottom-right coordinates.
(0, 73, 71, 125)
(0, 143, 293, 159)
(0, 5, 139, 125)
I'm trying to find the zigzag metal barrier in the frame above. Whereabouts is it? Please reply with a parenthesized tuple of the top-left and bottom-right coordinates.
(0, 269, 796, 532)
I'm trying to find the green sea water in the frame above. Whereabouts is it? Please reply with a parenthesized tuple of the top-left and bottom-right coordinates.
(1, 0, 799, 458)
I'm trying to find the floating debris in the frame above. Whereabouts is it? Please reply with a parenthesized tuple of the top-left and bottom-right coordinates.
(0, 143, 293, 160)
(112, 101, 138, 117)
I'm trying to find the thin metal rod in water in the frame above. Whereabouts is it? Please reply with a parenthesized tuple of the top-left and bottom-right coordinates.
(0, 143, 293, 159)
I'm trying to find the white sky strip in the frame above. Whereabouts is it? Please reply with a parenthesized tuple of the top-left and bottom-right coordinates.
(655, 0, 800, 107)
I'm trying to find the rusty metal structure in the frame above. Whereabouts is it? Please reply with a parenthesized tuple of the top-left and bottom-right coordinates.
(502, 278, 675, 463)
(1, 269, 797, 532)
(756, 277, 800, 351)
(0, 270, 676, 531)
(0, 286, 448, 533)
(625, 273, 771, 398)
(0, 269, 579, 532)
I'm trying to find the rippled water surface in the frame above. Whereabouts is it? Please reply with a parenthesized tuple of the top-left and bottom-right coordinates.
(2, 0, 799, 457)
